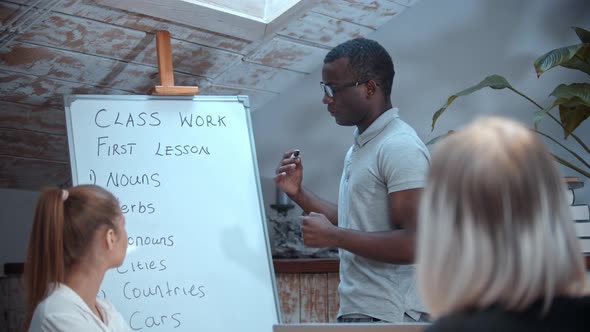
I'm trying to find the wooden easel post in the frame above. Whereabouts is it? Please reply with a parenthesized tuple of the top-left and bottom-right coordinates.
(148, 30, 200, 96)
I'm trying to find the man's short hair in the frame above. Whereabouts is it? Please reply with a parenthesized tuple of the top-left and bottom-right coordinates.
(324, 38, 394, 101)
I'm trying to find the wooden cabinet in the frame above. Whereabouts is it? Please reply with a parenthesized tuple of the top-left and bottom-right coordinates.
(273, 258, 340, 323)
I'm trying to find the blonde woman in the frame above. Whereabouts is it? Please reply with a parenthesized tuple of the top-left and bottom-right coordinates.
(417, 117, 589, 331)
(24, 185, 130, 332)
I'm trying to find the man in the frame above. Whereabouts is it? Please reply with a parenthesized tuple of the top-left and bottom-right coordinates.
(275, 38, 430, 323)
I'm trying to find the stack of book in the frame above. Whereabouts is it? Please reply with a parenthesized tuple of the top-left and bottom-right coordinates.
(566, 177, 589, 254)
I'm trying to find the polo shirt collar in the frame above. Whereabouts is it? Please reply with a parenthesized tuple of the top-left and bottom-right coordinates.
(354, 107, 399, 147)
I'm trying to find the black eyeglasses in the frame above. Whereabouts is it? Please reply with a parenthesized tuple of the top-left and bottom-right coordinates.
(320, 80, 370, 98)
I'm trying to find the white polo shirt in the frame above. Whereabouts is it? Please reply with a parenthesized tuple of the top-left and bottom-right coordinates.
(337, 108, 430, 322)
(28, 284, 130, 332)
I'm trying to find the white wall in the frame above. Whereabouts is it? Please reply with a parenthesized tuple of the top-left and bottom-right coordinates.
(252, 0, 590, 215)
(0, 188, 38, 275)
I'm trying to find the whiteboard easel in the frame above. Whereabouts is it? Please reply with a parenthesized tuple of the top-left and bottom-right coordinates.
(64, 94, 280, 332)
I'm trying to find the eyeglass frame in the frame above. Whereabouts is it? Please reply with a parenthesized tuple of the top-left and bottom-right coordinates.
(320, 80, 371, 98)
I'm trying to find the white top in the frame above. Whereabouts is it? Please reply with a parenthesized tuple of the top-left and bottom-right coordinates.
(28, 284, 130, 332)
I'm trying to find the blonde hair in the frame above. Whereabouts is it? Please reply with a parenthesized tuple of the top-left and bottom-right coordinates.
(417, 117, 587, 318)
(24, 185, 120, 330)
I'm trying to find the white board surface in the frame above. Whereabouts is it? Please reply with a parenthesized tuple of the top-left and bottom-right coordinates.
(64, 95, 279, 332)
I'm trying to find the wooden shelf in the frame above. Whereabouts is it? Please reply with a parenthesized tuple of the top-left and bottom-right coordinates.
(273, 258, 339, 274)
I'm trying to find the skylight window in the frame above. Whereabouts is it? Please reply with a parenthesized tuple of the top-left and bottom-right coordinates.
(96, 0, 307, 41)
(184, 0, 303, 23)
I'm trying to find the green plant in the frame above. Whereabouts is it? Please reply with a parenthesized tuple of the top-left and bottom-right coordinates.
(430, 27, 590, 179)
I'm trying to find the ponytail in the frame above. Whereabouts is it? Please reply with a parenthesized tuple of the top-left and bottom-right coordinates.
(23, 188, 67, 330)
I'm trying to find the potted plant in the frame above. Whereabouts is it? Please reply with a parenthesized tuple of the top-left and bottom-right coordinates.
(429, 27, 589, 180)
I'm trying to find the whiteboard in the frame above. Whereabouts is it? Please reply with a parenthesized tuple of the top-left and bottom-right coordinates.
(64, 95, 280, 332)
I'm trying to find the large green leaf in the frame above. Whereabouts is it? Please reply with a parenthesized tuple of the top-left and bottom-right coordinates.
(549, 83, 590, 138)
(561, 45, 590, 75)
(431, 75, 512, 130)
(552, 83, 590, 107)
(534, 83, 590, 127)
(575, 27, 590, 43)
(559, 103, 590, 139)
(534, 43, 590, 77)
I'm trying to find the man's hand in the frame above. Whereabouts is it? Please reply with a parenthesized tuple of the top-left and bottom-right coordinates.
(274, 150, 339, 226)
(274, 150, 303, 197)
(301, 212, 339, 247)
